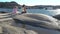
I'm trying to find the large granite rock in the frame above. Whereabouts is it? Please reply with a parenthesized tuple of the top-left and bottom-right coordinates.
(0, 13, 60, 34)
(53, 14, 60, 20)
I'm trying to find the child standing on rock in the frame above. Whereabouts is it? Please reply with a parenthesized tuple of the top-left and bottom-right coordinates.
(21, 5, 27, 14)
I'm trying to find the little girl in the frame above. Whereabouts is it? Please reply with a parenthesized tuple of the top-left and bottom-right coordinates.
(21, 5, 27, 14)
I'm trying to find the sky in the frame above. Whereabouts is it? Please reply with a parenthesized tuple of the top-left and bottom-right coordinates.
(0, 0, 60, 6)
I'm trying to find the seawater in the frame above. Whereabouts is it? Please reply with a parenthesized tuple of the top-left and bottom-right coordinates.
(0, 8, 59, 16)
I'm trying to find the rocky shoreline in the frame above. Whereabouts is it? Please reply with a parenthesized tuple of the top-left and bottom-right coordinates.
(0, 13, 60, 34)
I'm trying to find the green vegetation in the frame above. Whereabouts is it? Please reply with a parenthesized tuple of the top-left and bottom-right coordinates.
(0, 1, 21, 8)
(0, 1, 60, 9)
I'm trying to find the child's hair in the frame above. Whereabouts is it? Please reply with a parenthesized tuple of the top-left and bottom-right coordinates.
(22, 4, 25, 7)
(14, 6, 18, 8)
